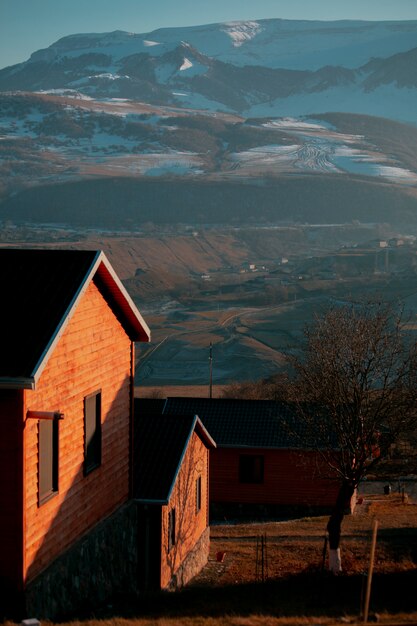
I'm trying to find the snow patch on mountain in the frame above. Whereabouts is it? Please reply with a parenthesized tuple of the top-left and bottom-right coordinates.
(263, 118, 333, 131)
(179, 58, 193, 71)
(231, 141, 338, 174)
(246, 83, 417, 126)
(228, 120, 417, 184)
(143, 40, 160, 47)
(141, 19, 417, 70)
(221, 21, 263, 47)
(35, 89, 94, 100)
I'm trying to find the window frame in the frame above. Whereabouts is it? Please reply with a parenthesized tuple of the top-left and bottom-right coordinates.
(168, 507, 176, 551)
(84, 390, 102, 476)
(239, 454, 264, 484)
(195, 475, 202, 514)
(38, 417, 59, 506)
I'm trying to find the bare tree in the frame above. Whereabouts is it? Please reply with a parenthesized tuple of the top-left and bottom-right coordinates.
(287, 300, 417, 572)
(221, 373, 291, 400)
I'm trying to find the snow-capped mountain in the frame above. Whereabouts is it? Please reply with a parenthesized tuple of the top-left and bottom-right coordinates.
(20, 19, 417, 71)
(1, 18, 417, 231)
(1, 19, 417, 123)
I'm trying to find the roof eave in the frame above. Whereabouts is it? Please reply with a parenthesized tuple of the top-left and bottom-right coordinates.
(0, 377, 35, 390)
(95, 252, 151, 342)
(30, 250, 150, 385)
(134, 498, 168, 505)
(195, 415, 217, 449)
(165, 414, 214, 503)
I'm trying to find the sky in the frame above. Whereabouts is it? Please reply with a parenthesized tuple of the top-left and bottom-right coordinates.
(1, 0, 417, 70)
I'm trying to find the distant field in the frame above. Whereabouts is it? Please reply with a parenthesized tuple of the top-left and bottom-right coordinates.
(134, 385, 227, 399)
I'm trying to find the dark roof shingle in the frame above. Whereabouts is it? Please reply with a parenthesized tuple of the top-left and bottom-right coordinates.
(0, 248, 150, 387)
(0, 249, 98, 381)
(162, 397, 312, 449)
(133, 405, 215, 502)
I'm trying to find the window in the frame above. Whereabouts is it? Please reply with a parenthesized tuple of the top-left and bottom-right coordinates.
(196, 476, 202, 513)
(168, 508, 176, 551)
(84, 391, 101, 475)
(38, 418, 59, 505)
(239, 455, 264, 484)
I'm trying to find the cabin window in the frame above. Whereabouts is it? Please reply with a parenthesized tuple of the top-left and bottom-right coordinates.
(38, 418, 59, 505)
(168, 508, 176, 551)
(196, 476, 202, 513)
(84, 391, 102, 475)
(239, 455, 264, 484)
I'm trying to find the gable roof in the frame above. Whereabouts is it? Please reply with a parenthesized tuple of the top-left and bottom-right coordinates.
(133, 403, 216, 504)
(162, 397, 312, 449)
(0, 248, 150, 389)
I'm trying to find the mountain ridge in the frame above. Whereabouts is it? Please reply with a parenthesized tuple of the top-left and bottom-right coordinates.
(1, 18, 417, 122)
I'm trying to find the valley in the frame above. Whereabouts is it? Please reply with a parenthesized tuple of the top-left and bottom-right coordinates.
(4, 220, 417, 392)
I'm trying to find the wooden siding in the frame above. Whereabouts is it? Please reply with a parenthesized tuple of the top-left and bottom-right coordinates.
(0, 390, 24, 592)
(210, 448, 340, 508)
(23, 281, 133, 583)
(160, 433, 209, 589)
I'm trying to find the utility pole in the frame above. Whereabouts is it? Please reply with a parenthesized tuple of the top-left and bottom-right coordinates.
(209, 342, 213, 399)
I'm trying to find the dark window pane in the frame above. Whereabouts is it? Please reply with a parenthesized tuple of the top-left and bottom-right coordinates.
(196, 476, 202, 513)
(39, 419, 58, 504)
(168, 508, 176, 550)
(239, 455, 264, 484)
(84, 391, 101, 474)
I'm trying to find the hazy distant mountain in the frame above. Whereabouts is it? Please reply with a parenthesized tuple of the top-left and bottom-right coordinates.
(1, 18, 417, 231)
(1, 19, 417, 123)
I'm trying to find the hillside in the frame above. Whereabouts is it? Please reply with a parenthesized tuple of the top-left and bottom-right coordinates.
(2, 174, 417, 230)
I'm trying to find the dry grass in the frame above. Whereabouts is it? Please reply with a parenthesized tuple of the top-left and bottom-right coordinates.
(2, 495, 416, 626)
(134, 385, 228, 398)
(194, 495, 417, 588)
(24, 616, 417, 626)
(13, 493, 414, 626)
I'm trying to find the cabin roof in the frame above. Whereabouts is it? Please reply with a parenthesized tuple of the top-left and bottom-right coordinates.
(0, 248, 150, 389)
(162, 397, 314, 449)
(133, 405, 216, 504)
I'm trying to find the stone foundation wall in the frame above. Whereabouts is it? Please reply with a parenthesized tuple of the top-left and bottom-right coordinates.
(167, 526, 210, 590)
(25, 502, 138, 620)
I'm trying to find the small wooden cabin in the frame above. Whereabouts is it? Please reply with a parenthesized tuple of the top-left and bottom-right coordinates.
(0, 249, 150, 618)
(133, 409, 216, 590)
(162, 398, 341, 519)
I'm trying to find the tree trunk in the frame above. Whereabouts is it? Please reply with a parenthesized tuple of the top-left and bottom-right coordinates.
(326, 481, 355, 573)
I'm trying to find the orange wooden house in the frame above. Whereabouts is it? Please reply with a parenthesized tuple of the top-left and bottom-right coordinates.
(133, 410, 216, 590)
(162, 398, 342, 520)
(0, 248, 150, 619)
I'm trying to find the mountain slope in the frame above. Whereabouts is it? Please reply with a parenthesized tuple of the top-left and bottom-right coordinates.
(1, 20, 417, 122)
(1, 18, 417, 232)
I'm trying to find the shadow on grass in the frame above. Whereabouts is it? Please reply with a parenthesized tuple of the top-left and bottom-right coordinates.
(65, 569, 417, 623)
(376, 526, 417, 565)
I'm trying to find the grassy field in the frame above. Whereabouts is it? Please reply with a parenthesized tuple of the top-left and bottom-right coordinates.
(8, 492, 415, 626)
